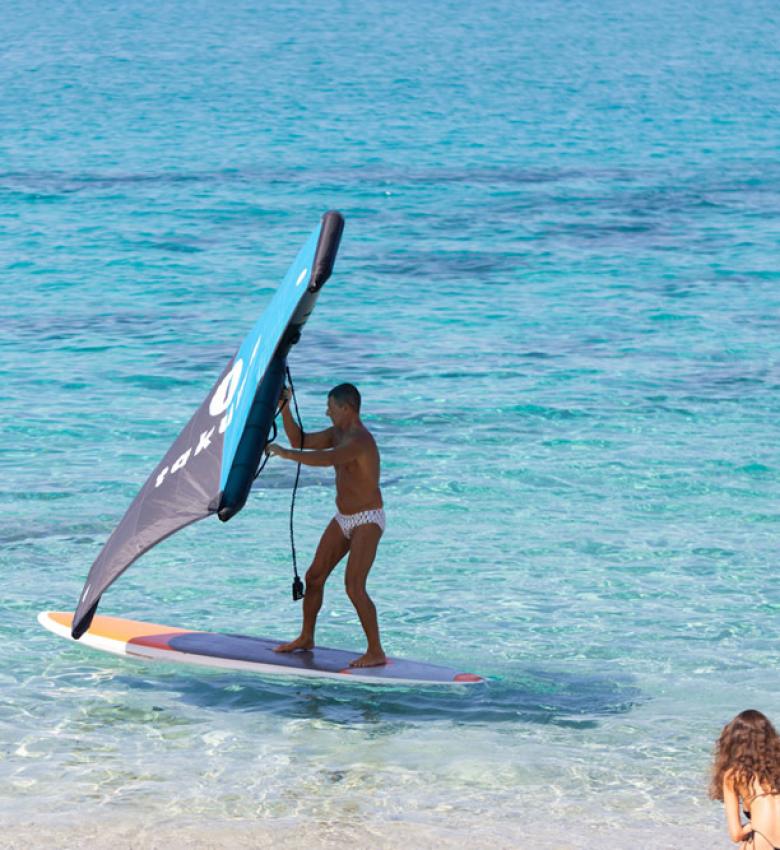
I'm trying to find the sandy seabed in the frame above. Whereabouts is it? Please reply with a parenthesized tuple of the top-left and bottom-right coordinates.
(0, 815, 724, 850)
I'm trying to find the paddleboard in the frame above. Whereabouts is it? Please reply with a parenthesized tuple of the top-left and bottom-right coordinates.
(39, 612, 484, 687)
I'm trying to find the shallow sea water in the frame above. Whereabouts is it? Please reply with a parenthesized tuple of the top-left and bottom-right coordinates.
(2, 0, 780, 847)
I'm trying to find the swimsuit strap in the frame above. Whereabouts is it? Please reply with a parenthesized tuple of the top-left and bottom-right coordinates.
(747, 791, 780, 806)
(747, 827, 780, 850)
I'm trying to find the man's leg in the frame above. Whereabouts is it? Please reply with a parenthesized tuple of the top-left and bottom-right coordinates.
(274, 519, 349, 652)
(343, 523, 385, 667)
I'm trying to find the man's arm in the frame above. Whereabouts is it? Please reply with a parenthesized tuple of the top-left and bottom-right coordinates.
(267, 437, 362, 467)
(280, 392, 334, 449)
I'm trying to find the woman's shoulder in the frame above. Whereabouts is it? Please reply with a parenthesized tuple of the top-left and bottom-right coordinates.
(722, 768, 745, 797)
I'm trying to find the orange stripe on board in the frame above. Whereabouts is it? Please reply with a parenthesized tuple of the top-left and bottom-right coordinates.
(48, 611, 192, 644)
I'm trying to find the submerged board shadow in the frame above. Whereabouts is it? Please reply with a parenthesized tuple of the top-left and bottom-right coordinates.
(114, 655, 639, 729)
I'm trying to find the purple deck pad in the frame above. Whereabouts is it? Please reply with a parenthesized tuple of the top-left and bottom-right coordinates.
(162, 632, 482, 684)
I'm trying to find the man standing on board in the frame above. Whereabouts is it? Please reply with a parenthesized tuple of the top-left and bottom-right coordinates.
(264, 383, 386, 668)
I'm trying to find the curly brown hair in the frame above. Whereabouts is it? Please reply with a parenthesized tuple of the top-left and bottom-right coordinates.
(710, 710, 780, 801)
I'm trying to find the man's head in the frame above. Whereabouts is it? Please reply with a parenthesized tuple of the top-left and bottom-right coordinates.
(326, 383, 361, 425)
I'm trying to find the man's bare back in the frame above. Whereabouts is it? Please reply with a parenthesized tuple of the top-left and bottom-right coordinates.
(264, 382, 386, 667)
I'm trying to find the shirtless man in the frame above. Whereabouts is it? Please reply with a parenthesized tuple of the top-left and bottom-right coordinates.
(264, 383, 386, 668)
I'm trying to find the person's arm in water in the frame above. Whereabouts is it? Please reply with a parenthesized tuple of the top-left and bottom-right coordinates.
(723, 773, 753, 844)
(266, 436, 363, 467)
(279, 387, 334, 449)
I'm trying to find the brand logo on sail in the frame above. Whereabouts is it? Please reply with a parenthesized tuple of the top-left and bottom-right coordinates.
(154, 357, 247, 488)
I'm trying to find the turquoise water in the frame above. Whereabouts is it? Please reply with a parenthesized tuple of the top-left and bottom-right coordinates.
(2, 0, 780, 846)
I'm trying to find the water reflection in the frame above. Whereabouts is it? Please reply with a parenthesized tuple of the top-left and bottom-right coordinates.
(113, 662, 639, 731)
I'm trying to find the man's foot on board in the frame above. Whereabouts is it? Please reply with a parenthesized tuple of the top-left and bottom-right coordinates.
(273, 636, 314, 653)
(349, 651, 387, 668)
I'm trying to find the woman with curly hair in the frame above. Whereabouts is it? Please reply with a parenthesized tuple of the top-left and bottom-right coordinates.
(710, 710, 780, 849)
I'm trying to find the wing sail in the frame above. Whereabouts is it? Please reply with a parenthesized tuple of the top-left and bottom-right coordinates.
(72, 211, 344, 638)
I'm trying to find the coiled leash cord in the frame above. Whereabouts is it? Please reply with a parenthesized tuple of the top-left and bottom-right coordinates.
(285, 366, 305, 601)
(252, 368, 305, 602)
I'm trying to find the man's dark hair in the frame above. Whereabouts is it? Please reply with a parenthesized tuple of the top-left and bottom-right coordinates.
(329, 383, 361, 412)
